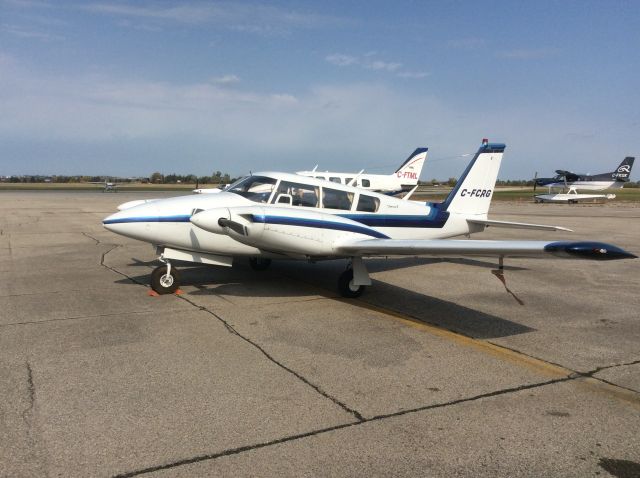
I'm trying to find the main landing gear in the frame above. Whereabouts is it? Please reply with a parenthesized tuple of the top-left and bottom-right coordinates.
(338, 257, 371, 298)
(249, 257, 272, 271)
(151, 261, 180, 295)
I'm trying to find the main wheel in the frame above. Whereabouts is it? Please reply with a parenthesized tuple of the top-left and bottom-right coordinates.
(150, 265, 180, 295)
(249, 257, 272, 271)
(338, 268, 365, 298)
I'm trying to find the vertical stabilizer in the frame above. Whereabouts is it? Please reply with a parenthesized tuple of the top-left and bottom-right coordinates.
(393, 148, 428, 184)
(441, 140, 505, 216)
(613, 156, 634, 181)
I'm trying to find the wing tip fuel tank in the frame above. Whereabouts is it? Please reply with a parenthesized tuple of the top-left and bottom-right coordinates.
(544, 241, 638, 260)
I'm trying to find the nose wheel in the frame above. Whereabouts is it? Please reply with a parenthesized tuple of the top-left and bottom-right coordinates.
(151, 264, 180, 295)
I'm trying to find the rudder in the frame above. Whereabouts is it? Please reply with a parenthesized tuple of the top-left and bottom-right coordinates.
(441, 140, 505, 216)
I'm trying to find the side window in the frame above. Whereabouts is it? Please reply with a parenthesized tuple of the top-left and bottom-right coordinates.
(329, 177, 341, 184)
(227, 176, 277, 203)
(356, 194, 380, 213)
(322, 187, 354, 210)
(315, 176, 326, 181)
(345, 177, 354, 185)
(361, 179, 371, 188)
(273, 181, 319, 207)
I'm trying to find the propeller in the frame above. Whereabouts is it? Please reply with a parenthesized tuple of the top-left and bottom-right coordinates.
(218, 217, 248, 236)
(533, 172, 538, 193)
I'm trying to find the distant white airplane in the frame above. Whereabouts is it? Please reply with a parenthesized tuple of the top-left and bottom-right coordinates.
(103, 140, 636, 297)
(296, 147, 428, 195)
(90, 180, 119, 192)
(193, 148, 428, 195)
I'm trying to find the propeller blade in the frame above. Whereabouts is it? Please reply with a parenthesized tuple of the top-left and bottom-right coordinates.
(218, 217, 248, 236)
(533, 172, 538, 192)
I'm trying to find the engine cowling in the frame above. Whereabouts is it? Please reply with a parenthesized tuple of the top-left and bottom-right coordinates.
(193, 206, 383, 256)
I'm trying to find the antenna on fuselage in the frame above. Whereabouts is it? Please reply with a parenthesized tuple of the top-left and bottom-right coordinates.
(347, 169, 365, 186)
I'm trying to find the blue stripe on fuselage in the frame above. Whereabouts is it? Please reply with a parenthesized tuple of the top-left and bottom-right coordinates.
(252, 214, 390, 239)
(341, 208, 449, 229)
(103, 215, 191, 225)
(103, 210, 449, 230)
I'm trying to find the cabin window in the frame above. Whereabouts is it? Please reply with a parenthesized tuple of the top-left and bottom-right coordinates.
(361, 179, 371, 187)
(227, 176, 277, 203)
(345, 177, 354, 185)
(322, 187, 354, 210)
(273, 180, 319, 207)
(329, 177, 341, 183)
(315, 176, 326, 180)
(356, 194, 380, 213)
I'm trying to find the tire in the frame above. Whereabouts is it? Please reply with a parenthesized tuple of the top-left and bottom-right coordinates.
(338, 268, 365, 298)
(249, 257, 272, 271)
(150, 265, 180, 295)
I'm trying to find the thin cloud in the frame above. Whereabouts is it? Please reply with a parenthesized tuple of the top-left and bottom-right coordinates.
(367, 60, 402, 72)
(397, 71, 430, 79)
(447, 37, 486, 50)
(3, 0, 53, 8)
(325, 53, 357, 66)
(498, 48, 560, 59)
(326, 52, 427, 79)
(1, 23, 62, 41)
(83, 2, 350, 34)
(211, 74, 240, 86)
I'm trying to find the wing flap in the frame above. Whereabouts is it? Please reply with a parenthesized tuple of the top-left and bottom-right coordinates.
(336, 239, 636, 260)
(467, 219, 572, 232)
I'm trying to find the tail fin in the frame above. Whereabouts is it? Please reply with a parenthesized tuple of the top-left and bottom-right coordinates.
(393, 148, 428, 184)
(441, 140, 505, 216)
(613, 156, 634, 181)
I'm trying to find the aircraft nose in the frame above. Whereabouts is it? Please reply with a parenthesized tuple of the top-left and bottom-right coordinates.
(102, 210, 129, 232)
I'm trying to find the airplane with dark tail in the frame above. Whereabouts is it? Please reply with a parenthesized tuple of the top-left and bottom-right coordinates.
(534, 156, 635, 192)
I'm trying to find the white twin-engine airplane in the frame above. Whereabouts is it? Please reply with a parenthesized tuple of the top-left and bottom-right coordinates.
(103, 141, 636, 297)
(296, 147, 428, 195)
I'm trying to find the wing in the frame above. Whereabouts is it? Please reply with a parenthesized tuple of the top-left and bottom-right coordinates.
(336, 239, 636, 260)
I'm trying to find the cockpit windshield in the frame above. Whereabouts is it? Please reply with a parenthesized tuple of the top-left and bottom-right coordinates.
(226, 176, 277, 203)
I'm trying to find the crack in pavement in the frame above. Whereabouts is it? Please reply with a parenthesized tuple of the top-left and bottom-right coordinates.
(113, 376, 571, 478)
(21, 361, 35, 425)
(178, 293, 364, 422)
(99, 247, 364, 421)
(81, 232, 101, 245)
(97, 249, 640, 477)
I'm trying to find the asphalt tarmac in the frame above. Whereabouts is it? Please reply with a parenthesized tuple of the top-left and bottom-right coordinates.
(1, 191, 639, 477)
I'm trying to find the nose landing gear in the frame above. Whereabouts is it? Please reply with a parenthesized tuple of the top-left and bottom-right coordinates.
(151, 262, 180, 295)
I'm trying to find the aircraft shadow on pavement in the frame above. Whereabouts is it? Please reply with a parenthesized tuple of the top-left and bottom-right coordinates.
(118, 257, 535, 340)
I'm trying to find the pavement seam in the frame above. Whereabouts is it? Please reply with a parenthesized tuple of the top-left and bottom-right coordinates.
(112, 377, 569, 478)
(277, 269, 640, 404)
(0, 309, 186, 328)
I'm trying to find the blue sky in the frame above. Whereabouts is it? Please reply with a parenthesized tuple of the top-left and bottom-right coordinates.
(1, 0, 638, 180)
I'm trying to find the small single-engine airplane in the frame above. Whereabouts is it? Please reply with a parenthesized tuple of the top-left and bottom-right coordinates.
(103, 140, 636, 297)
(534, 156, 635, 192)
(90, 179, 119, 192)
(296, 147, 428, 195)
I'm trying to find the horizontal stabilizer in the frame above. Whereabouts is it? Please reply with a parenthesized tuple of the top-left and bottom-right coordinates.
(336, 239, 636, 260)
(467, 219, 572, 232)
